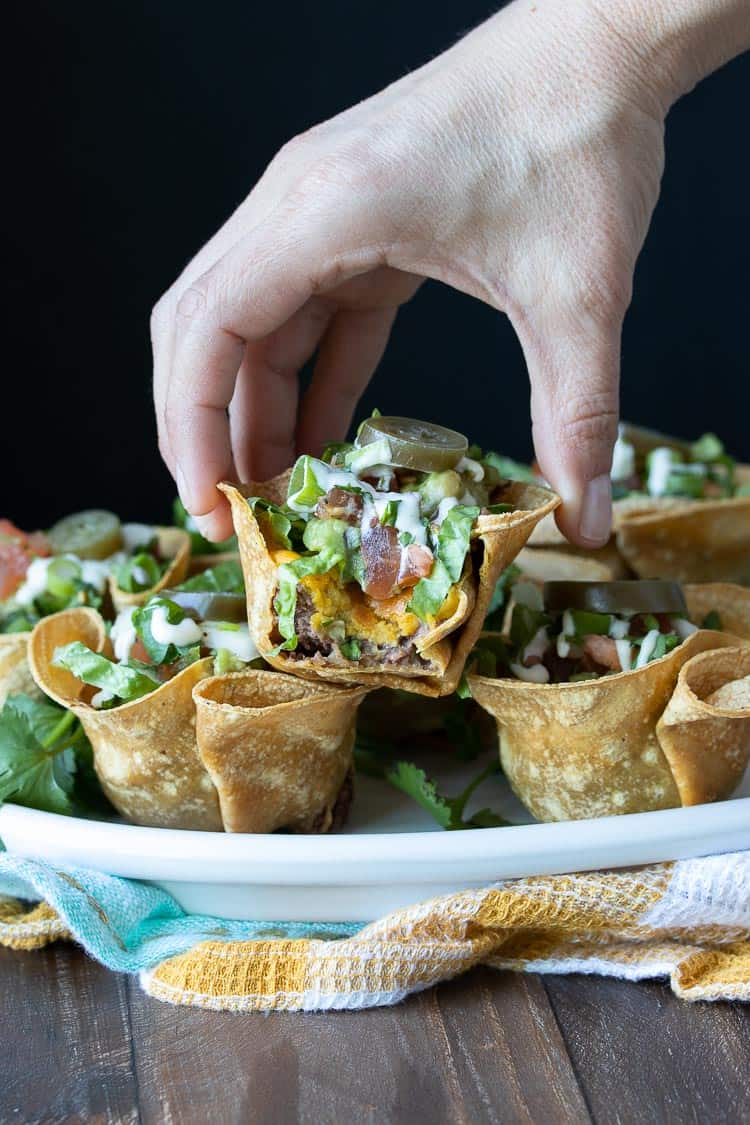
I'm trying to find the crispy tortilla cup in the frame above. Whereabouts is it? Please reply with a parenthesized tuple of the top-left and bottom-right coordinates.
(220, 476, 559, 697)
(109, 526, 191, 613)
(685, 583, 750, 641)
(516, 542, 628, 584)
(0, 633, 40, 706)
(615, 481, 750, 583)
(530, 429, 750, 584)
(470, 618, 750, 821)
(193, 670, 368, 833)
(28, 607, 222, 830)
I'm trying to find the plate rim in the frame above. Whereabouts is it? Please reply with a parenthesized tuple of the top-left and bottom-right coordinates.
(3, 795, 750, 886)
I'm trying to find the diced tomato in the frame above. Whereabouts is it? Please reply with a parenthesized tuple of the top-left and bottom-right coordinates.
(130, 639, 152, 664)
(0, 519, 49, 600)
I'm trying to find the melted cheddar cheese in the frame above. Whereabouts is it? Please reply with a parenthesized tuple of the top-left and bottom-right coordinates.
(302, 571, 422, 647)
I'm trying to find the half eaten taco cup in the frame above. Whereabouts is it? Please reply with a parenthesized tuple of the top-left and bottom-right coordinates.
(221, 474, 559, 697)
(193, 670, 368, 832)
(109, 526, 191, 613)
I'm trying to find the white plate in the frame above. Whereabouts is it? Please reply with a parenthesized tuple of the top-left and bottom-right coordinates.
(2, 753, 750, 922)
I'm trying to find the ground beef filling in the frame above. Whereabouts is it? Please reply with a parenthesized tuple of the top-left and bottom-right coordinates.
(288, 589, 430, 670)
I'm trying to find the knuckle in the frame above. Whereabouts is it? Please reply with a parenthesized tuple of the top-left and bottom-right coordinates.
(175, 283, 210, 325)
(557, 392, 619, 468)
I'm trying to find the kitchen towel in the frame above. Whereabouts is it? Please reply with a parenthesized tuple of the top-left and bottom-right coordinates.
(2, 850, 750, 1009)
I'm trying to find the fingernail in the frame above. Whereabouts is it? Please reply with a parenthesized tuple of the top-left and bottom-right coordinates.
(579, 474, 612, 545)
(193, 513, 214, 539)
(175, 464, 192, 512)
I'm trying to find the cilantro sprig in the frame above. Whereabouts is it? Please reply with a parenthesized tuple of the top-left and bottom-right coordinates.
(0, 693, 112, 816)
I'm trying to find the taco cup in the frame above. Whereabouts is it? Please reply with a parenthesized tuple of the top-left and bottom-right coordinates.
(193, 670, 367, 833)
(108, 525, 191, 612)
(28, 607, 221, 830)
(220, 418, 559, 697)
(0, 633, 39, 706)
(529, 426, 750, 584)
(468, 580, 750, 821)
(516, 542, 628, 584)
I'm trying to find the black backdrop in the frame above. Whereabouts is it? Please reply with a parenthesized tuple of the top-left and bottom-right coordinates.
(4, 1, 749, 526)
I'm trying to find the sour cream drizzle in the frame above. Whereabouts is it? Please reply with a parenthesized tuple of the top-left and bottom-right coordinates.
(149, 606, 202, 647)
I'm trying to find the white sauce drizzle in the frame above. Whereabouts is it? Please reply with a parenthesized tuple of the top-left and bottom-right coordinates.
(456, 456, 484, 482)
(610, 430, 635, 481)
(635, 629, 661, 669)
(121, 523, 155, 552)
(201, 622, 258, 662)
(672, 616, 699, 639)
(608, 617, 630, 639)
(150, 605, 202, 647)
(111, 607, 138, 662)
(510, 661, 550, 684)
(647, 448, 677, 497)
(615, 639, 634, 672)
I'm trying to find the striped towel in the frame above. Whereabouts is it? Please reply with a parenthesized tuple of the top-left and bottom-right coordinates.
(2, 851, 750, 1010)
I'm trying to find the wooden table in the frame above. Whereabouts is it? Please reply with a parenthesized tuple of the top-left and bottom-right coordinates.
(2, 945, 749, 1123)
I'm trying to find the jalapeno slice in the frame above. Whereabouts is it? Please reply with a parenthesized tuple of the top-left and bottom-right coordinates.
(543, 580, 688, 617)
(357, 416, 468, 473)
(47, 510, 122, 560)
(160, 589, 247, 623)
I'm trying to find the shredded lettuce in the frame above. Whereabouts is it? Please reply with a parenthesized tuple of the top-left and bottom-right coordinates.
(132, 597, 200, 666)
(287, 456, 326, 513)
(53, 642, 158, 703)
(178, 560, 245, 595)
(114, 552, 162, 593)
(247, 498, 298, 550)
(482, 452, 538, 484)
(409, 505, 478, 623)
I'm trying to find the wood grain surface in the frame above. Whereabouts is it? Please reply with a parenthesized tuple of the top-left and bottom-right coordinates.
(1, 945, 748, 1124)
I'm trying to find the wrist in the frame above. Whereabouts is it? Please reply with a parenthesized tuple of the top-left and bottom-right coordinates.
(587, 0, 750, 109)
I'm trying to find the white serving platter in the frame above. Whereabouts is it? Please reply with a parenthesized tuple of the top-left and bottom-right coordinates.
(2, 753, 750, 923)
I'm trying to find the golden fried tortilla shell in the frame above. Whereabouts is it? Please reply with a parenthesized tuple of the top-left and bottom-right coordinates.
(469, 630, 746, 822)
(220, 477, 559, 697)
(616, 492, 750, 584)
(516, 544, 625, 584)
(28, 607, 221, 830)
(193, 670, 368, 833)
(109, 526, 191, 613)
(685, 583, 750, 641)
(657, 646, 750, 807)
(0, 633, 40, 706)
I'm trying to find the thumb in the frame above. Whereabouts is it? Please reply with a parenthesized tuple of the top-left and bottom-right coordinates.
(519, 310, 621, 547)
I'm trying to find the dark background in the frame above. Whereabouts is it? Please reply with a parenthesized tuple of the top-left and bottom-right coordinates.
(4, 1, 749, 526)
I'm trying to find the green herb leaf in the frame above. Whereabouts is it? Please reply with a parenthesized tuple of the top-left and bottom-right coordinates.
(691, 433, 725, 464)
(702, 609, 723, 631)
(385, 758, 507, 831)
(0, 693, 110, 817)
(340, 638, 361, 661)
(380, 500, 399, 526)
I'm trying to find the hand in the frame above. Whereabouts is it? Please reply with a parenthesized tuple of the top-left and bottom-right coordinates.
(152, 0, 747, 544)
